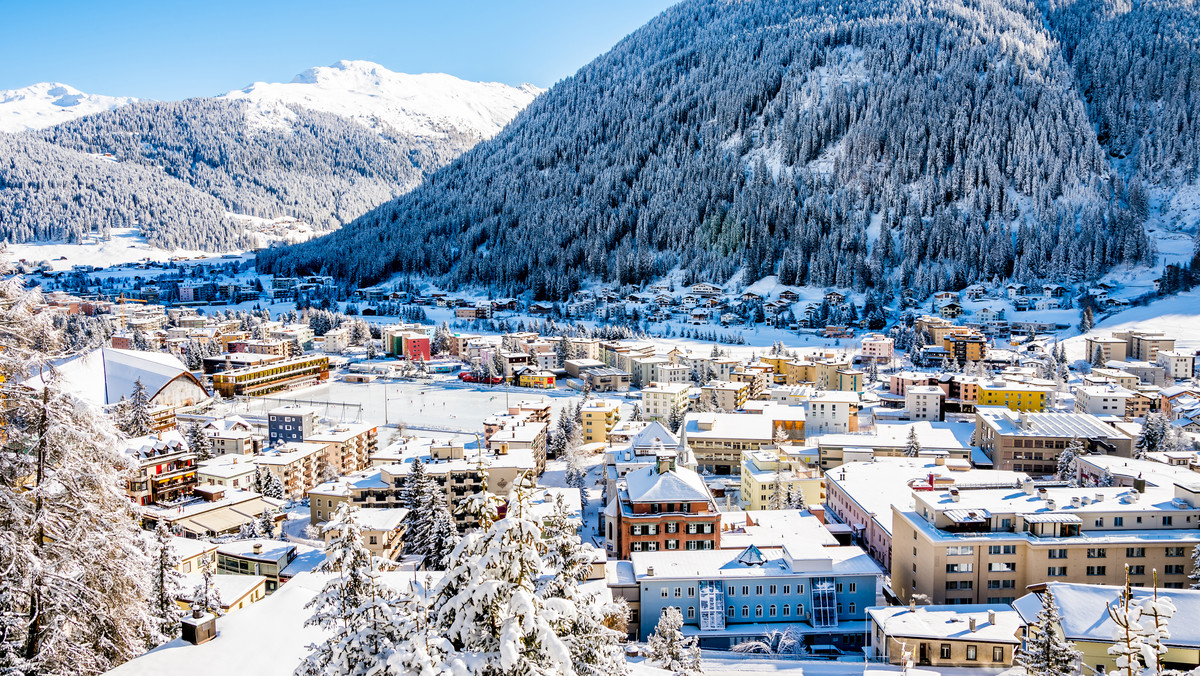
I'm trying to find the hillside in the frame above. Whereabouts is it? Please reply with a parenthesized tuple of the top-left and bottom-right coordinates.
(260, 0, 1198, 299)
(0, 82, 137, 133)
(0, 63, 540, 250)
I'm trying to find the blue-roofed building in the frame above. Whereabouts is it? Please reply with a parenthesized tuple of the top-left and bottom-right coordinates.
(630, 540, 884, 651)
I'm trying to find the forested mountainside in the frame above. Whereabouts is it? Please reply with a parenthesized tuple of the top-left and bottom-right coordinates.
(0, 63, 540, 251)
(261, 0, 1197, 300)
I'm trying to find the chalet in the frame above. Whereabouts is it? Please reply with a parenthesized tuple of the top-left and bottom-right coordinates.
(825, 290, 846, 305)
(976, 307, 1004, 322)
(648, 282, 672, 293)
(689, 308, 711, 325)
(528, 302, 555, 316)
(932, 291, 958, 306)
(680, 295, 699, 308)
(1013, 296, 1033, 311)
(938, 302, 963, 319)
(491, 298, 519, 312)
(963, 284, 987, 300)
(719, 312, 741, 326)
(764, 300, 788, 316)
(689, 283, 722, 297)
(741, 290, 763, 302)
(1005, 282, 1028, 299)
(1034, 298, 1062, 311)
(1042, 283, 1067, 298)
(778, 289, 801, 303)
(653, 294, 675, 306)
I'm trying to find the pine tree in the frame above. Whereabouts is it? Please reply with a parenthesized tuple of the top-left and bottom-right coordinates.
(191, 555, 224, 617)
(151, 521, 184, 643)
(423, 492, 460, 571)
(263, 470, 285, 499)
(0, 265, 159, 675)
(297, 503, 406, 676)
(667, 402, 686, 434)
(1108, 572, 1147, 676)
(903, 426, 921, 457)
(1056, 438, 1084, 482)
(646, 606, 702, 675)
(1137, 413, 1170, 458)
(119, 377, 155, 438)
(186, 421, 213, 462)
(1015, 587, 1079, 676)
(1091, 345, 1106, 368)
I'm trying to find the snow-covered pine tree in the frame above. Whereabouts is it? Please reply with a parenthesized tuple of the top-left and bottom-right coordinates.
(903, 427, 921, 457)
(1137, 577, 1177, 675)
(667, 402, 686, 434)
(433, 478, 613, 675)
(185, 421, 214, 462)
(646, 606, 703, 675)
(1137, 412, 1170, 458)
(262, 469, 285, 500)
(1092, 345, 1106, 368)
(1056, 438, 1084, 483)
(191, 556, 224, 617)
(400, 458, 435, 556)
(297, 503, 405, 676)
(251, 465, 267, 494)
(0, 265, 159, 675)
(1015, 587, 1079, 676)
(422, 491, 460, 570)
(1189, 544, 1200, 589)
(118, 377, 156, 438)
(1108, 572, 1147, 676)
(151, 521, 184, 643)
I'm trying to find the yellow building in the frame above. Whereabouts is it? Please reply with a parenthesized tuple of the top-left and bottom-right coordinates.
(976, 382, 1049, 412)
(178, 573, 267, 614)
(943, 329, 987, 363)
(868, 605, 1022, 668)
(738, 448, 824, 510)
(580, 399, 621, 444)
(516, 369, 556, 389)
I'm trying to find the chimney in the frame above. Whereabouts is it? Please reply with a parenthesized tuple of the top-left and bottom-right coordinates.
(253, 543, 263, 555)
(909, 599, 916, 612)
(969, 617, 977, 632)
(950, 488, 960, 502)
(646, 566, 655, 577)
(988, 609, 996, 625)
(180, 609, 217, 645)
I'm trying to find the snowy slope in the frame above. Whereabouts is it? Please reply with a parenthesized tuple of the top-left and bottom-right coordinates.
(221, 60, 542, 138)
(0, 82, 137, 133)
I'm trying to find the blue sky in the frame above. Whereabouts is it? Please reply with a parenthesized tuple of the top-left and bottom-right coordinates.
(0, 0, 678, 100)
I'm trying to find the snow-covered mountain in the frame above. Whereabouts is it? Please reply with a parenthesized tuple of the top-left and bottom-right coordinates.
(221, 60, 542, 139)
(1, 62, 542, 251)
(0, 82, 137, 133)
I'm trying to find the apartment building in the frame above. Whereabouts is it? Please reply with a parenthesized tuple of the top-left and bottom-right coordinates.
(868, 605, 1022, 668)
(1084, 335, 1129, 363)
(860, 333, 895, 363)
(305, 423, 378, 476)
(253, 442, 328, 499)
(196, 455, 257, 491)
(816, 421, 974, 471)
(824, 458, 1028, 571)
(642, 382, 691, 421)
(604, 457, 720, 558)
(890, 478, 1200, 606)
(1074, 385, 1151, 421)
(124, 431, 198, 505)
(1114, 330, 1176, 362)
(631, 541, 884, 651)
(943, 329, 987, 363)
(701, 380, 751, 411)
(976, 381, 1050, 412)
(1157, 350, 1196, 383)
(212, 354, 330, 397)
(739, 449, 824, 510)
(268, 405, 317, 445)
(806, 390, 860, 435)
(580, 399, 621, 445)
(974, 407, 1133, 474)
(906, 385, 944, 421)
(322, 508, 407, 562)
(680, 412, 775, 476)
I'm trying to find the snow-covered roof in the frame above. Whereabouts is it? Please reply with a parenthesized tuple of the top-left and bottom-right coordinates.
(976, 406, 1129, 440)
(627, 421, 680, 449)
(1014, 583, 1200, 647)
(817, 421, 974, 452)
(169, 536, 218, 562)
(868, 604, 1022, 643)
(178, 573, 266, 605)
(24, 347, 205, 406)
(106, 571, 439, 676)
(123, 430, 188, 461)
(350, 507, 408, 532)
(630, 544, 881, 580)
(623, 463, 712, 504)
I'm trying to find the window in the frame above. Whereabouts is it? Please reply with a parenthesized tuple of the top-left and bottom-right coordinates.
(940, 644, 952, 659)
(769, 585, 777, 595)
(988, 545, 1017, 555)
(1127, 548, 1146, 558)
(755, 605, 763, 617)
(727, 605, 734, 617)
(993, 646, 1005, 662)
(947, 563, 974, 573)
(987, 580, 1015, 589)
(1164, 516, 1174, 526)
(946, 546, 974, 556)
(674, 587, 682, 598)
(1167, 547, 1186, 557)
(769, 605, 777, 617)
(848, 603, 856, 613)
(987, 562, 1014, 573)
(1165, 565, 1185, 575)
(849, 582, 857, 593)
(1114, 517, 1124, 526)
(966, 645, 977, 661)
(742, 606, 748, 617)
(947, 580, 974, 590)
(782, 605, 790, 616)
(1048, 567, 1067, 577)
(631, 525, 643, 536)
(755, 585, 763, 596)
(1087, 548, 1107, 559)
(1048, 549, 1068, 559)
(661, 588, 669, 598)
(836, 583, 843, 593)
(783, 585, 790, 594)
(666, 540, 678, 550)
(1087, 566, 1107, 576)
(742, 586, 749, 596)
(1130, 566, 1146, 575)
(727, 586, 735, 596)
(687, 607, 695, 619)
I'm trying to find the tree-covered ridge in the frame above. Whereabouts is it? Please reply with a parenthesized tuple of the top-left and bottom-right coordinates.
(261, 0, 1177, 299)
(1, 96, 488, 250)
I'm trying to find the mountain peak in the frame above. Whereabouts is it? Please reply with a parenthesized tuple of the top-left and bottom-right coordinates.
(224, 60, 543, 139)
(0, 82, 137, 133)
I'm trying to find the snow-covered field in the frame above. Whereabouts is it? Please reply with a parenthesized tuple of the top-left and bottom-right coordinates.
(6, 227, 243, 272)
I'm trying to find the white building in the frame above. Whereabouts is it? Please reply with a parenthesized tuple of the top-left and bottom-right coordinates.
(1158, 350, 1196, 383)
(806, 391, 860, 435)
(905, 385, 944, 421)
(642, 382, 691, 420)
(860, 333, 894, 362)
(196, 455, 258, 491)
